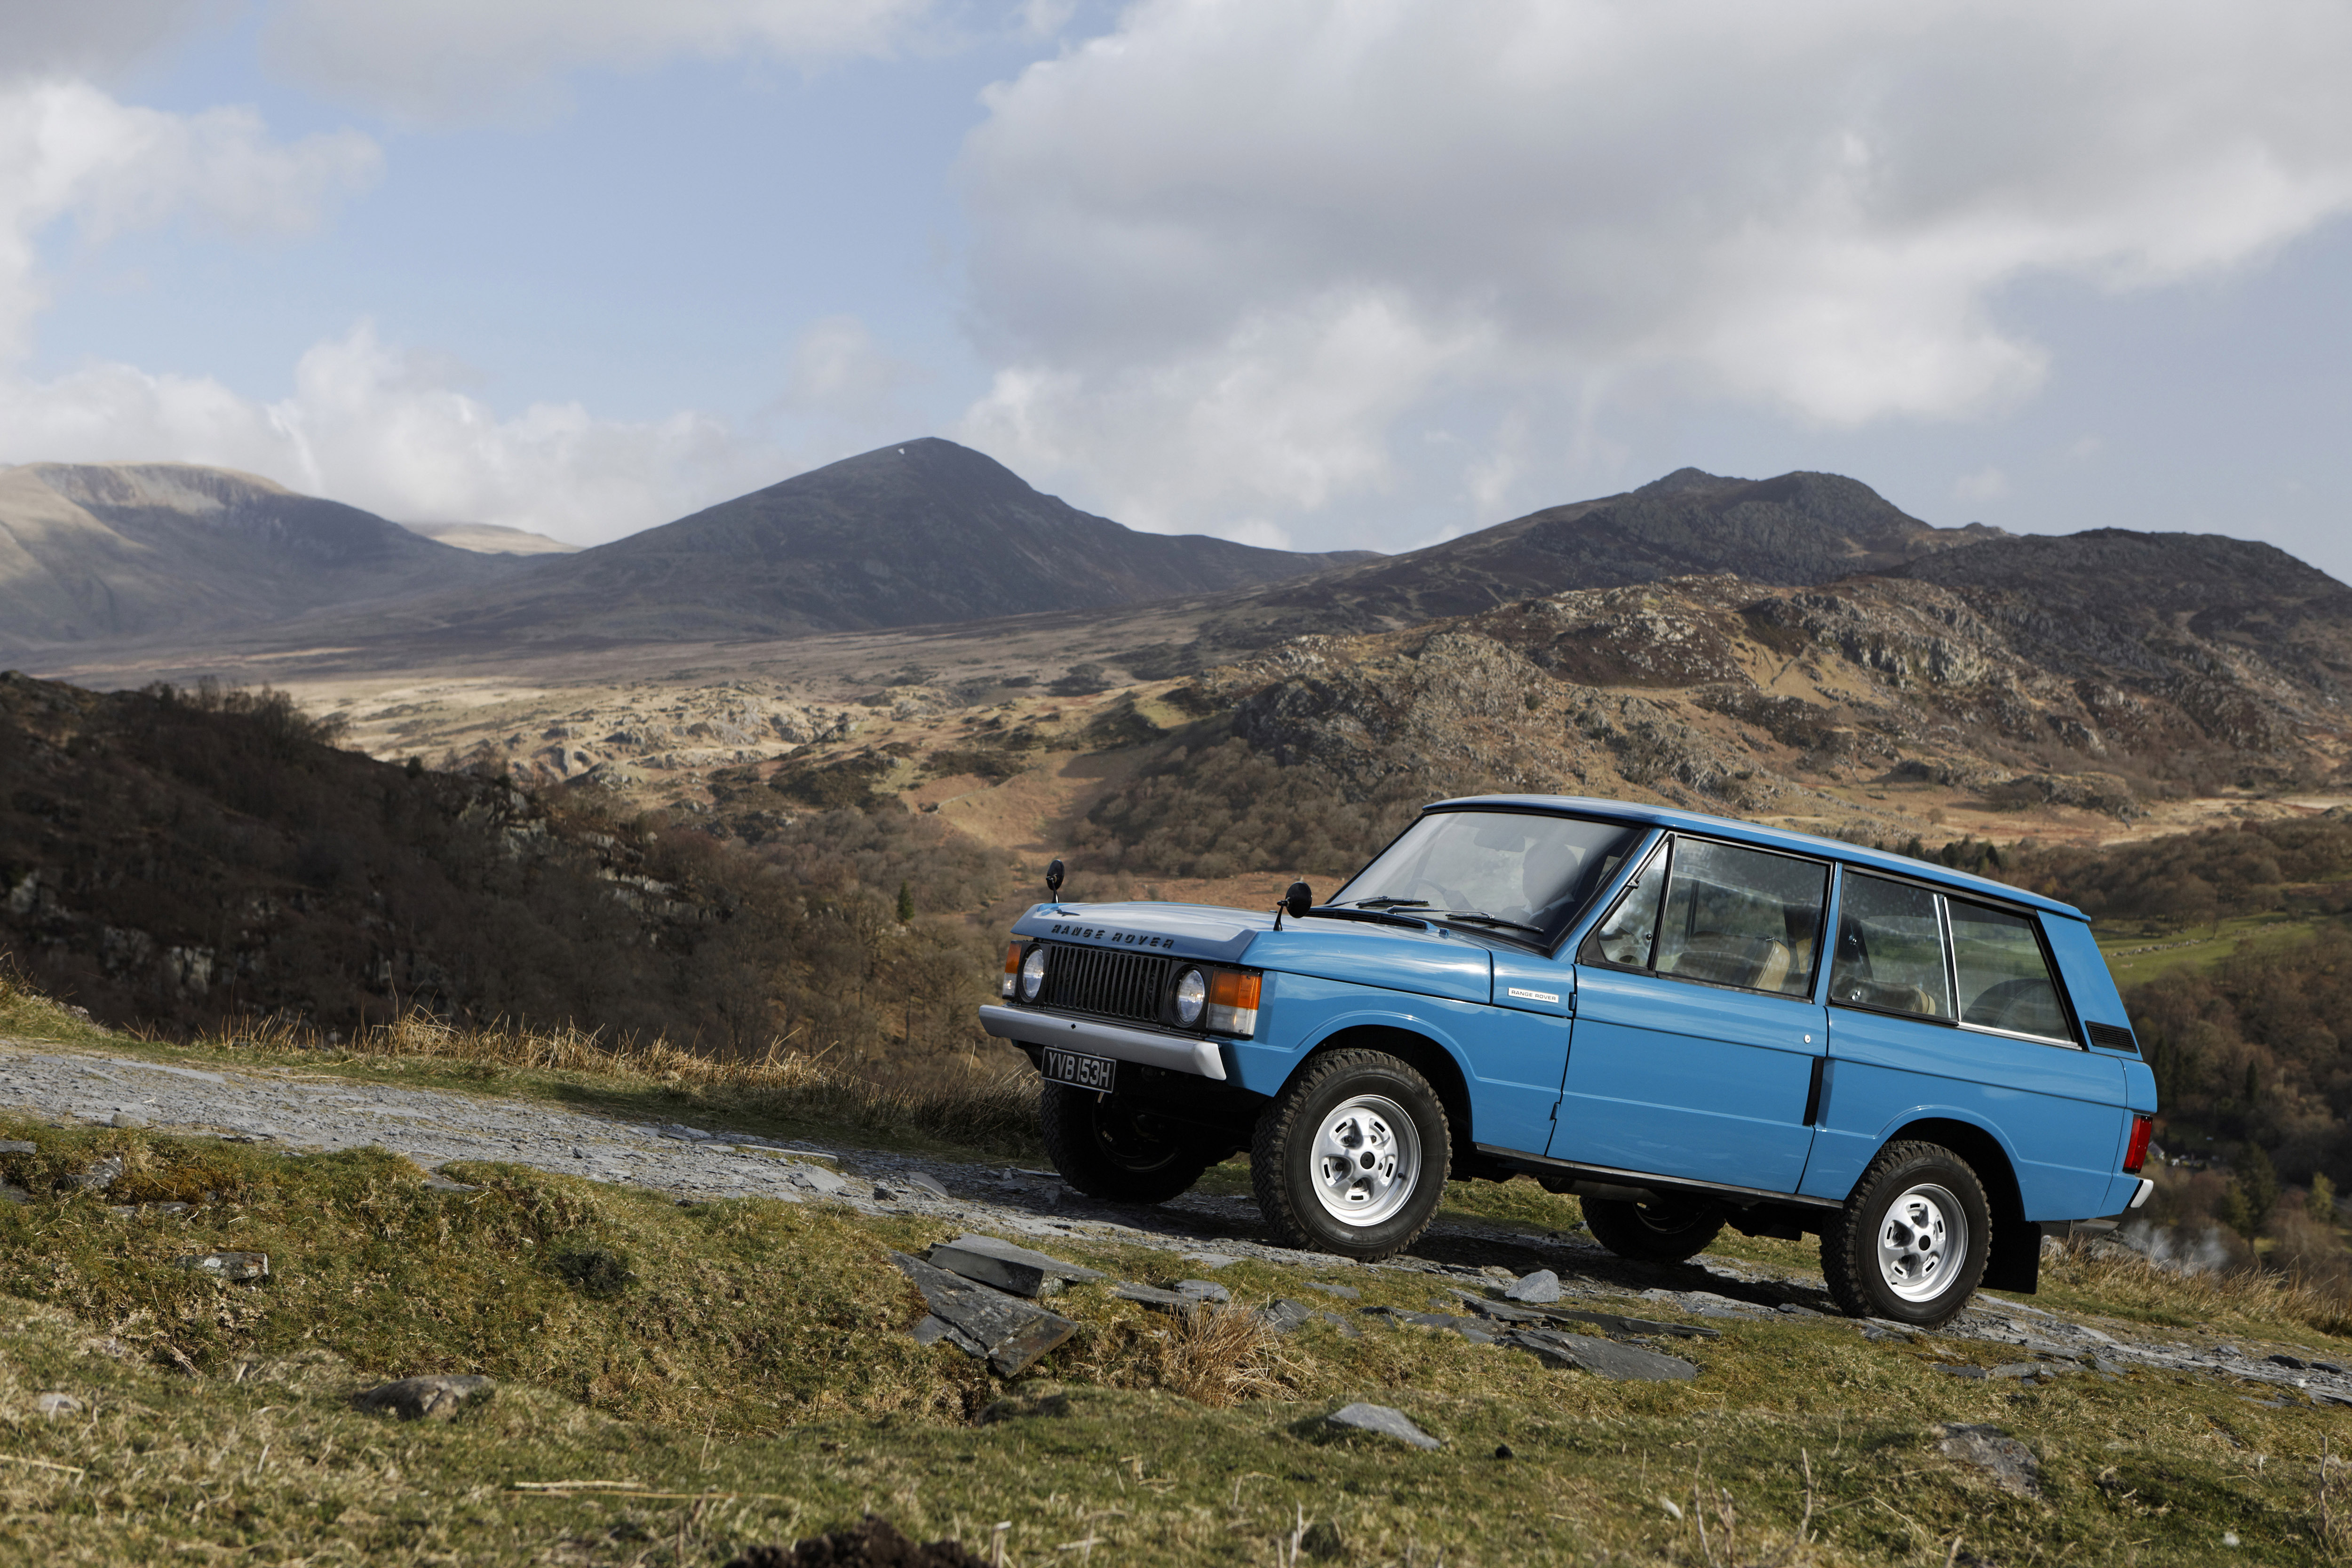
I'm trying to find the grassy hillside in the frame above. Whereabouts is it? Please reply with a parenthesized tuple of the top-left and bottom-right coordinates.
(6, 1081, 2352, 1564)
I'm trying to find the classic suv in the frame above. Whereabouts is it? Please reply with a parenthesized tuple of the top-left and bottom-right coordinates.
(979, 796, 2158, 1325)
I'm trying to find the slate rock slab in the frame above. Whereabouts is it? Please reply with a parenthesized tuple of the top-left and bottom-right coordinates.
(1505, 1330, 1698, 1381)
(892, 1252, 1075, 1376)
(1174, 1280, 1232, 1304)
(1327, 1402, 1442, 1449)
(175, 1251, 269, 1281)
(0, 1140, 37, 1155)
(1503, 1270, 1562, 1304)
(783, 1162, 849, 1196)
(928, 1234, 1106, 1299)
(1936, 1423, 2040, 1496)
(1304, 1281, 1360, 1301)
(1112, 1281, 1197, 1315)
(902, 1172, 951, 1200)
(354, 1375, 495, 1421)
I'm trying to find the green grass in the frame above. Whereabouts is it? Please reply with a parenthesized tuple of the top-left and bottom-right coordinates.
(9, 1117, 2352, 1564)
(2096, 913, 2343, 984)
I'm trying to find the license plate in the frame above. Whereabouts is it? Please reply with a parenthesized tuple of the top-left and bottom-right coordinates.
(1042, 1047, 1117, 1092)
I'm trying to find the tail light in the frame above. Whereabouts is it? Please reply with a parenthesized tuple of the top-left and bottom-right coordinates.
(1207, 969, 1261, 1036)
(1001, 941, 1023, 999)
(2122, 1114, 2154, 1175)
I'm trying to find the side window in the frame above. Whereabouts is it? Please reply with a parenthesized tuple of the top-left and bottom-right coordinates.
(1949, 900, 2072, 1041)
(1651, 839, 1828, 997)
(1830, 874, 1952, 1019)
(1581, 840, 1668, 970)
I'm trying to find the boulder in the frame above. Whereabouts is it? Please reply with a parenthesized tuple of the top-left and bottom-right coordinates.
(353, 1374, 495, 1421)
(1503, 1270, 1562, 1303)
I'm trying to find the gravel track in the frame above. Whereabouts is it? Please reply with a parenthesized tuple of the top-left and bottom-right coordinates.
(5, 1036, 2347, 1407)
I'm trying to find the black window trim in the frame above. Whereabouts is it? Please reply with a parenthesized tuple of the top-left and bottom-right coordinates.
(1943, 889, 2087, 1052)
(1823, 865, 2085, 1049)
(1576, 831, 1833, 1003)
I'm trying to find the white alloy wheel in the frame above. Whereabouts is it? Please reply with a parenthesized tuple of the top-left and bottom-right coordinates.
(1876, 1182, 1967, 1303)
(1309, 1093, 1421, 1227)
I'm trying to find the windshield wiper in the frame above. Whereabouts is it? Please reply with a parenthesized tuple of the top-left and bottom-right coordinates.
(1349, 897, 1431, 909)
(1443, 911, 1546, 937)
(1304, 905, 1431, 930)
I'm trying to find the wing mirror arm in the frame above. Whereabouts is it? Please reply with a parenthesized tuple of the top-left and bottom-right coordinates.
(1274, 880, 1313, 930)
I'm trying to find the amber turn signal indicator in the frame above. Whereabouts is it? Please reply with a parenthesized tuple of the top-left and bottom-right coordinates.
(1001, 941, 1023, 999)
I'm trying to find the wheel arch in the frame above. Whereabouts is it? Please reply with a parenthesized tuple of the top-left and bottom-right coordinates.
(1879, 1114, 2038, 1295)
(1292, 1023, 1481, 1177)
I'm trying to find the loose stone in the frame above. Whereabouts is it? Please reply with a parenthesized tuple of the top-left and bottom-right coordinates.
(1327, 1402, 1442, 1449)
(353, 1374, 496, 1421)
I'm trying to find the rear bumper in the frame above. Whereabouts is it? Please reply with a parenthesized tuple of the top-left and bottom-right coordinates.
(978, 1004, 1228, 1082)
(2042, 1178, 2157, 1242)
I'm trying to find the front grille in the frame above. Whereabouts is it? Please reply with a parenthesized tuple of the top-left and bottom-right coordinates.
(2086, 1021, 2140, 1055)
(1038, 943, 1170, 1026)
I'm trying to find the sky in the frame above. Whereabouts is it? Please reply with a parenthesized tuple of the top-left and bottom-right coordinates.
(2, 0, 2349, 581)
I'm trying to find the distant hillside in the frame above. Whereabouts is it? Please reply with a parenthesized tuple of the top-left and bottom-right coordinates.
(0, 463, 522, 655)
(1890, 529, 2352, 713)
(401, 521, 582, 556)
(320, 438, 1380, 649)
(1168, 467, 2008, 656)
(0, 672, 1004, 1059)
(1073, 533, 2352, 881)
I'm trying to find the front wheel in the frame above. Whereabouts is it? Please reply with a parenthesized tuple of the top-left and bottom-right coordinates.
(1820, 1140, 1992, 1326)
(1039, 1083, 1215, 1204)
(1582, 1195, 1725, 1262)
(1252, 1050, 1450, 1260)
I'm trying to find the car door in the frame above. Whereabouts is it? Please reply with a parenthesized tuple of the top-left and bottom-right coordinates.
(1800, 872, 2124, 1218)
(1552, 835, 1830, 1193)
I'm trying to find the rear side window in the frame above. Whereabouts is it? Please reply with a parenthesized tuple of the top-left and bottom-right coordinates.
(1583, 836, 1828, 998)
(1949, 900, 2072, 1042)
(1830, 874, 1951, 1018)
(1829, 873, 2079, 1045)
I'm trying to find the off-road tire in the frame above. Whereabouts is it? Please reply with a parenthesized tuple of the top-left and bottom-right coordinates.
(1820, 1140, 1992, 1326)
(1039, 1082, 1216, 1204)
(1582, 1194, 1726, 1263)
(1251, 1049, 1450, 1260)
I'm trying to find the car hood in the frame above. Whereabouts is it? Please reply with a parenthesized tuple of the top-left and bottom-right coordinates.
(1010, 900, 1494, 1006)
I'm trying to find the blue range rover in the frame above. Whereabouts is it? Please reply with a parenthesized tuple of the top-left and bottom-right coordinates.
(980, 796, 2159, 1325)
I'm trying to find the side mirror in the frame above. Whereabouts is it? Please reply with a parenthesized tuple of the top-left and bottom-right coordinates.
(1045, 858, 1065, 897)
(1283, 881, 1313, 920)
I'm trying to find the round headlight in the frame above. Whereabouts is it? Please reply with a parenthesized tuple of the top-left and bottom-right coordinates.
(1020, 947, 1048, 1002)
(1173, 966, 1207, 1026)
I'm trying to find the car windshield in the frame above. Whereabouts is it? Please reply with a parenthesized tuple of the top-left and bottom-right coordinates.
(1333, 811, 1647, 948)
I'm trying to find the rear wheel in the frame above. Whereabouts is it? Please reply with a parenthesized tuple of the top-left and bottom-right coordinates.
(1252, 1049, 1450, 1260)
(1582, 1194, 1725, 1262)
(1039, 1083, 1216, 1204)
(1820, 1140, 1991, 1326)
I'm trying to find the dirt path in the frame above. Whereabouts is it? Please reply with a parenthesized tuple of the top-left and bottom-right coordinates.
(5, 1035, 2344, 1405)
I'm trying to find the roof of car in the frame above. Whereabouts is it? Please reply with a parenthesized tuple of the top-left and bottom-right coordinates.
(1425, 794, 2084, 919)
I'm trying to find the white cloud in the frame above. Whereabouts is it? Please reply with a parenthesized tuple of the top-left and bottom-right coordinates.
(777, 312, 923, 429)
(1954, 467, 2009, 503)
(957, 0, 2352, 532)
(0, 78, 379, 358)
(0, 0, 198, 84)
(261, 0, 938, 122)
(0, 321, 790, 541)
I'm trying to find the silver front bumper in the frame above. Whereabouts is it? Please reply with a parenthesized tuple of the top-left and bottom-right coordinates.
(978, 1004, 1227, 1081)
